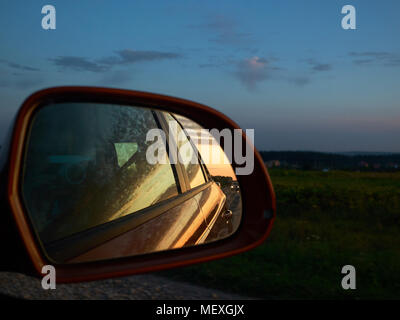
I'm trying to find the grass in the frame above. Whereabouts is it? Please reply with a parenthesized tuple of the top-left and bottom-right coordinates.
(157, 169, 400, 299)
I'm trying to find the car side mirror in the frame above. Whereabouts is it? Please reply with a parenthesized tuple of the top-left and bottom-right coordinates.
(0, 87, 275, 283)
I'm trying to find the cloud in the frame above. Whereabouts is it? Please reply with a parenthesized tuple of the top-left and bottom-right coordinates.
(198, 55, 236, 69)
(8, 63, 39, 72)
(312, 63, 331, 71)
(50, 56, 108, 72)
(306, 59, 332, 72)
(50, 50, 182, 73)
(229, 56, 331, 89)
(282, 58, 333, 86)
(234, 56, 270, 90)
(230, 56, 311, 90)
(0, 59, 39, 72)
(349, 51, 400, 67)
(100, 50, 181, 65)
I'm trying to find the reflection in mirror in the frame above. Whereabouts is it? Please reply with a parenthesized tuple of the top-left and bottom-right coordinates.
(172, 113, 242, 242)
(22, 102, 242, 263)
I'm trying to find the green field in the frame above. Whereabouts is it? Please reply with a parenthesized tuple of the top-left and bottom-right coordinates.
(158, 169, 400, 299)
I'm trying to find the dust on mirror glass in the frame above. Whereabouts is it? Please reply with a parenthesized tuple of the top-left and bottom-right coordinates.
(22, 102, 242, 263)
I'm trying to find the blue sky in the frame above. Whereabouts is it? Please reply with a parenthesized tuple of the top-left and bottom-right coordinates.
(0, 0, 399, 152)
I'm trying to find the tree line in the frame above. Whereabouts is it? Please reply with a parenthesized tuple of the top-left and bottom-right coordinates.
(260, 151, 400, 171)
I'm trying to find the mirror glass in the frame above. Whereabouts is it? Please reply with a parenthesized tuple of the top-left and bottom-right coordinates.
(21, 102, 242, 263)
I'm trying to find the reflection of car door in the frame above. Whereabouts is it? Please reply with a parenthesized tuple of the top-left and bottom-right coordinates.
(69, 193, 209, 262)
(194, 182, 226, 232)
(162, 112, 227, 236)
(68, 186, 216, 263)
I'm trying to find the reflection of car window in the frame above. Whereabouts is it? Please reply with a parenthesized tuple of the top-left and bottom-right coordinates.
(23, 103, 179, 243)
(114, 142, 138, 167)
(163, 113, 206, 189)
(174, 113, 236, 180)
